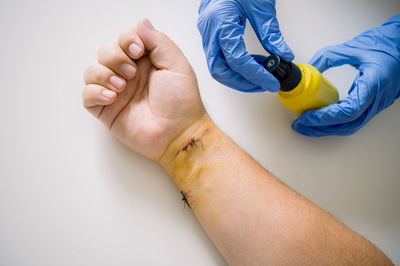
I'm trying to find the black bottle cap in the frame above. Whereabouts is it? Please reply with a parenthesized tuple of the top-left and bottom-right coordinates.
(262, 55, 302, 92)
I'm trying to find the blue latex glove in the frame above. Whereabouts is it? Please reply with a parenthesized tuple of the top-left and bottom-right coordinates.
(197, 0, 294, 92)
(293, 14, 400, 137)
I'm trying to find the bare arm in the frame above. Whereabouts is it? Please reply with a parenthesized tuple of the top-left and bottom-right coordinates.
(158, 116, 392, 265)
(82, 19, 393, 265)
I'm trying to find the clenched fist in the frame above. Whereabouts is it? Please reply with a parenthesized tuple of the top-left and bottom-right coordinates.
(83, 19, 206, 161)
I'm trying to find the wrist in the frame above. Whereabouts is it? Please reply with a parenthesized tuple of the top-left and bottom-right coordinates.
(157, 113, 221, 191)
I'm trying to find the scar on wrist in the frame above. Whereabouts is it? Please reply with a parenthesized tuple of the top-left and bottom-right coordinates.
(176, 137, 204, 157)
(181, 191, 191, 209)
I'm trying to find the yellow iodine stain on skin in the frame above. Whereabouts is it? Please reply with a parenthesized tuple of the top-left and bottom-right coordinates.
(163, 125, 215, 192)
(168, 134, 210, 190)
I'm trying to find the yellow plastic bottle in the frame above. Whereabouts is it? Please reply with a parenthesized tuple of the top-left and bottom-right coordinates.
(263, 55, 339, 116)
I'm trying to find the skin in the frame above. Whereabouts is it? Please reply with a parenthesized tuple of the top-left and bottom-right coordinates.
(82, 19, 393, 265)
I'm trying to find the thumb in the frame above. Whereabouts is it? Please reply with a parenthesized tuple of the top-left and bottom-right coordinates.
(308, 44, 361, 73)
(137, 19, 190, 73)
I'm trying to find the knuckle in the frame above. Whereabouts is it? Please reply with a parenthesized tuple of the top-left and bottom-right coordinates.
(81, 86, 86, 100)
(84, 64, 101, 82)
(319, 45, 336, 56)
(83, 66, 91, 83)
(118, 28, 136, 44)
(81, 86, 92, 106)
(314, 47, 326, 57)
(210, 69, 223, 81)
(98, 43, 120, 63)
(98, 43, 112, 56)
(315, 45, 331, 56)
(158, 32, 171, 44)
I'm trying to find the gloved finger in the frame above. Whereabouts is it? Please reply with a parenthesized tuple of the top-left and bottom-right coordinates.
(295, 71, 375, 127)
(247, 6, 294, 62)
(292, 113, 369, 137)
(219, 17, 280, 92)
(308, 44, 362, 73)
(210, 53, 267, 92)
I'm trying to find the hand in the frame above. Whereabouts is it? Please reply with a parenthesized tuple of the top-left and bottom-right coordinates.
(82, 19, 206, 161)
(293, 14, 400, 137)
(197, 0, 294, 92)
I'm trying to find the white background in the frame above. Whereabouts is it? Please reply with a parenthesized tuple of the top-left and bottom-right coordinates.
(0, 0, 399, 265)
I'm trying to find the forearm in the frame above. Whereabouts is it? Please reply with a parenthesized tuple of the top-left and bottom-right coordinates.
(158, 114, 392, 265)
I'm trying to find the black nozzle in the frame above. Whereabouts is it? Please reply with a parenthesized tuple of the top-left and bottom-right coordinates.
(262, 55, 301, 92)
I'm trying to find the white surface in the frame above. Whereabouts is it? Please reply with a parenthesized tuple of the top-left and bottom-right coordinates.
(0, 0, 399, 265)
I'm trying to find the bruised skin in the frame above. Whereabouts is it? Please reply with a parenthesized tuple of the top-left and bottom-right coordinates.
(159, 115, 220, 208)
(160, 117, 393, 265)
(159, 116, 213, 187)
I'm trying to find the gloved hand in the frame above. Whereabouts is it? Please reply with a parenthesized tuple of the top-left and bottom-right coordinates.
(197, 0, 294, 92)
(293, 14, 400, 137)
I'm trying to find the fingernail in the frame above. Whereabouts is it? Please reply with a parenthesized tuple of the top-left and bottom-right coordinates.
(120, 63, 136, 79)
(102, 89, 116, 99)
(143, 18, 155, 31)
(128, 43, 141, 58)
(109, 75, 125, 91)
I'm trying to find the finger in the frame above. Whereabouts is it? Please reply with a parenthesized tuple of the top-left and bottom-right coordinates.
(136, 18, 190, 74)
(84, 63, 126, 92)
(197, 7, 269, 92)
(291, 118, 368, 137)
(292, 106, 374, 137)
(82, 84, 117, 109)
(118, 27, 145, 60)
(210, 53, 268, 92)
(246, 4, 294, 62)
(308, 44, 361, 73)
(97, 43, 137, 80)
(218, 17, 280, 92)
